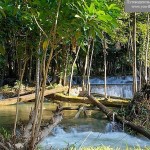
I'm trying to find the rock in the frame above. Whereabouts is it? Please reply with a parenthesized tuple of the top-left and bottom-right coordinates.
(15, 143, 24, 149)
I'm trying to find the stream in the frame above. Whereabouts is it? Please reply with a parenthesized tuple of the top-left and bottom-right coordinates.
(0, 102, 149, 149)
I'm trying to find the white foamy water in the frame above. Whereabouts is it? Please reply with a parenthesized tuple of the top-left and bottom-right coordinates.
(90, 76, 135, 98)
(91, 84, 133, 98)
(72, 76, 135, 98)
(90, 76, 134, 84)
(40, 126, 150, 149)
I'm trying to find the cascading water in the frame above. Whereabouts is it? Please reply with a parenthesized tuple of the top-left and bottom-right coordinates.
(40, 126, 150, 149)
(91, 84, 133, 98)
(90, 76, 135, 98)
(105, 112, 122, 132)
(71, 76, 136, 98)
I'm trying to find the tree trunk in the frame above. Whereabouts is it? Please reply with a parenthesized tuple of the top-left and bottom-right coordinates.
(103, 38, 107, 99)
(35, 34, 41, 108)
(82, 54, 88, 92)
(69, 46, 80, 95)
(63, 48, 69, 86)
(132, 12, 137, 93)
(48, 93, 129, 107)
(145, 13, 149, 84)
(139, 60, 142, 90)
(0, 86, 68, 106)
(13, 60, 28, 137)
(87, 39, 94, 95)
(16, 107, 63, 149)
(29, 1, 61, 149)
(86, 93, 150, 139)
(82, 38, 90, 92)
(28, 56, 32, 83)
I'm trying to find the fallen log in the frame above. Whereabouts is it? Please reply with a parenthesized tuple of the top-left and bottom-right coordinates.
(15, 106, 63, 149)
(86, 93, 150, 140)
(0, 86, 68, 106)
(92, 93, 131, 101)
(59, 106, 98, 111)
(48, 93, 129, 107)
(37, 112, 63, 143)
(0, 142, 9, 150)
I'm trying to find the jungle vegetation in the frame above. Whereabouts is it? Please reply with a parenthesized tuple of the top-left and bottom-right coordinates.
(0, 0, 150, 149)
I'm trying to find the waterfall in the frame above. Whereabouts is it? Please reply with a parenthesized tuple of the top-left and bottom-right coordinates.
(112, 112, 116, 122)
(105, 112, 123, 132)
(91, 84, 133, 98)
(72, 76, 135, 98)
(90, 76, 136, 98)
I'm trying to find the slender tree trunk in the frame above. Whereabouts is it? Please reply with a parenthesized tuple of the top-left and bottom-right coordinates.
(69, 46, 80, 95)
(145, 13, 149, 84)
(35, 34, 41, 108)
(82, 38, 90, 92)
(104, 50, 107, 98)
(28, 56, 32, 83)
(63, 48, 69, 86)
(103, 38, 107, 99)
(59, 72, 63, 85)
(13, 60, 28, 137)
(139, 60, 142, 90)
(82, 54, 88, 92)
(87, 40, 94, 95)
(128, 21, 132, 61)
(132, 12, 137, 94)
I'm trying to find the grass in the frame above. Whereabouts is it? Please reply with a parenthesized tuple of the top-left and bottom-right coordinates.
(0, 127, 11, 140)
(37, 145, 150, 150)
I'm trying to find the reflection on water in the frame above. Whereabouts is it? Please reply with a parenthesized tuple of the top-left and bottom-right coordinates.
(0, 102, 55, 127)
(0, 102, 105, 128)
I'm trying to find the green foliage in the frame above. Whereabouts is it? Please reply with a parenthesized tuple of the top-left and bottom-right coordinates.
(0, 6, 6, 18)
(0, 45, 5, 55)
(0, 0, 148, 86)
(0, 55, 5, 69)
(47, 83, 63, 90)
(73, 0, 120, 37)
(0, 84, 12, 92)
(13, 80, 25, 90)
(0, 127, 11, 140)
